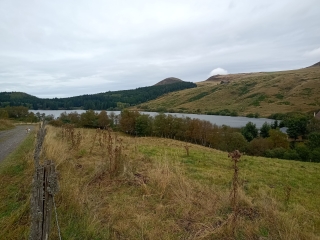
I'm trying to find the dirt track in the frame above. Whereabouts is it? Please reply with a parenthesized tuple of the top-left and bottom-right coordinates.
(0, 125, 35, 163)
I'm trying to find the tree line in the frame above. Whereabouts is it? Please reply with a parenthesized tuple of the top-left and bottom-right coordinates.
(49, 109, 320, 162)
(0, 81, 196, 110)
(0, 106, 45, 123)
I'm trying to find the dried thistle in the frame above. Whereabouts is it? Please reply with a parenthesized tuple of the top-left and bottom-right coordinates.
(184, 143, 191, 156)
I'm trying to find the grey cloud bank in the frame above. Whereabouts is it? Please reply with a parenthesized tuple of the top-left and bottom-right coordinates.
(0, 0, 319, 98)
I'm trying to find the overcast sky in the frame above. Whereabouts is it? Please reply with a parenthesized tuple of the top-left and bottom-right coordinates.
(0, 0, 319, 98)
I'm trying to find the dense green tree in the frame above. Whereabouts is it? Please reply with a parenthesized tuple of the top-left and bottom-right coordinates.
(268, 129, 289, 149)
(264, 147, 287, 159)
(108, 112, 118, 129)
(307, 118, 320, 133)
(241, 122, 258, 142)
(97, 110, 110, 128)
(307, 132, 320, 150)
(247, 138, 272, 156)
(310, 148, 320, 162)
(283, 149, 300, 160)
(135, 114, 153, 136)
(6, 106, 29, 119)
(213, 125, 239, 151)
(286, 116, 308, 140)
(25, 112, 38, 123)
(224, 132, 248, 152)
(295, 143, 310, 161)
(153, 113, 167, 137)
(80, 110, 98, 128)
(172, 117, 187, 140)
(260, 122, 271, 138)
(119, 110, 140, 135)
(59, 112, 71, 124)
(271, 120, 279, 129)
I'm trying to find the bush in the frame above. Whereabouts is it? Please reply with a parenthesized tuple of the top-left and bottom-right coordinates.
(247, 138, 272, 156)
(246, 113, 255, 118)
(307, 132, 320, 150)
(265, 147, 287, 159)
(49, 119, 63, 127)
(0, 119, 14, 130)
(268, 129, 289, 149)
(224, 132, 248, 152)
(295, 144, 310, 161)
(283, 149, 300, 160)
(310, 148, 320, 163)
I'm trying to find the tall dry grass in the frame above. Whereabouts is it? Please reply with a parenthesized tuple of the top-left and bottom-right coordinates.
(38, 125, 320, 239)
(0, 119, 14, 130)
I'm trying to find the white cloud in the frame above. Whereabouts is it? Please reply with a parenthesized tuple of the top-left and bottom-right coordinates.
(209, 68, 228, 76)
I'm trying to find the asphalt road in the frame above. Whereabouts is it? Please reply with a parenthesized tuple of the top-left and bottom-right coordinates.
(0, 125, 35, 163)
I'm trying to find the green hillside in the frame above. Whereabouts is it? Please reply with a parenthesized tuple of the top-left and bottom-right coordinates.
(0, 81, 196, 110)
(136, 65, 320, 117)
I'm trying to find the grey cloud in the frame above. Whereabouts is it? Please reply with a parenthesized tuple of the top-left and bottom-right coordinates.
(0, 0, 319, 98)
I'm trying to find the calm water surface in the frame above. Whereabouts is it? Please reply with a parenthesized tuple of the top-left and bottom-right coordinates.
(30, 110, 274, 129)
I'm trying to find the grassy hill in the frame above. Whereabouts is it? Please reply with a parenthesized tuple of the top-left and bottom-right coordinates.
(154, 77, 184, 86)
(1, 126, 320, 239)
(136, 65, 320, 117)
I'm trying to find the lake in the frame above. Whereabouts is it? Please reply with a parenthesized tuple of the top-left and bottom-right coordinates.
(29, 110, 275, 129)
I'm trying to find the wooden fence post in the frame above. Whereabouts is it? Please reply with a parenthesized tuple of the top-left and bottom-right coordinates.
(30, 122, 59, 240)
(30, 160, 59, 240)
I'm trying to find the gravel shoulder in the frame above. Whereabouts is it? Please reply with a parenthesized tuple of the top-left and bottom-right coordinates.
(0, 125, 36, 163)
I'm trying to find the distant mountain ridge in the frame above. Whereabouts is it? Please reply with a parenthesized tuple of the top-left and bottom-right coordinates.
(0, 81, 196, 110)
(136, 62, 320, 117)
(154, 77, 184, 86)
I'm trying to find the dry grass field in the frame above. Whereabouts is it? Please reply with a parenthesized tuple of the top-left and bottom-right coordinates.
(1, 125, 320, 239)
(0, 119, 14, 131)
(136, 66, 320, 117)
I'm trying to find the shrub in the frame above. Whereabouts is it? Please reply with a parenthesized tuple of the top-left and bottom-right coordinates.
(307, 132, 320, 150)
(268, 129, 289, 149)
(265, 147, 287, 159)
(247, 138, 272, 156)
(0, 119, 14, 130)
(310, 148, 320, 163)
(283, 149, 300, 160)
(225, 132, 248, 152)
(295, 143, 310, 161)
(49, 119, 63, 127)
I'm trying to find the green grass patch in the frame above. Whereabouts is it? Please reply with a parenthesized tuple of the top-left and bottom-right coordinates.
(248, 94, 267, 106)
(302, 88, 313, 96)
(0, 133, 35, 239)
(188, 92, 209, 102)
(238, 82, 258, 96)
(210, 87, 219, 93)
(274, 93, 284, 99)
